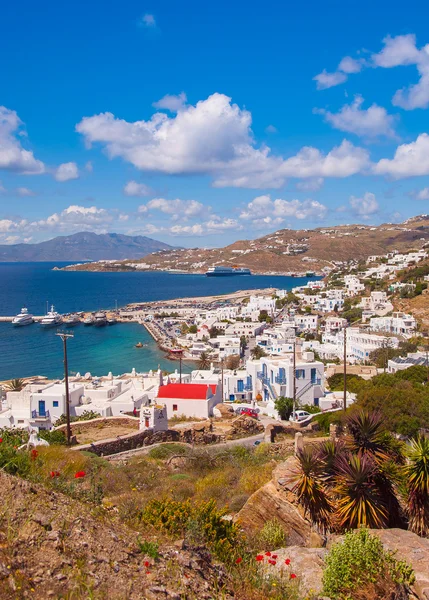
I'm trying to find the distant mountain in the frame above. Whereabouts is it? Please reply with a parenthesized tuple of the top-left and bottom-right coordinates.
(0, 232, 174, 262)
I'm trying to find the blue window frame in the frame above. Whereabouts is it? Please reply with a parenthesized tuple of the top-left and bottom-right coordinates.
(53, 401, 59, 408)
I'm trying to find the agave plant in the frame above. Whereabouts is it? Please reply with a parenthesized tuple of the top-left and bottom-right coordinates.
(404, 436, 429, 536)
(291, 445, 333, 532)
(334, 453, 389, 530)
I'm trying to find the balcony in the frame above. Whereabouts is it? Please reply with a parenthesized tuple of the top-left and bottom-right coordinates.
(310, 378, 322, 386)
(275, 375, 287, 385)
(31, 409, 50, 420)
(244, 383, 253, 391)
(257, 372, 269, 385)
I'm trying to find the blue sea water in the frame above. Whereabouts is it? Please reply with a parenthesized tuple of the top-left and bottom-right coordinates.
(0, 262, 317, 380)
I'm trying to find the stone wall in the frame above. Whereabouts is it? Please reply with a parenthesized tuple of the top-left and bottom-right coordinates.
(54, 416, 140, 434)
(72, 427, 180, 456)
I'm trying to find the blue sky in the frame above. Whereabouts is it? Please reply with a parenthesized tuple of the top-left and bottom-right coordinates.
(1, 0, 429, 247)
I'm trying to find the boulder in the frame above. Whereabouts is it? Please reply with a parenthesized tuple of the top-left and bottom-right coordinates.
(225, 415, 264, 439)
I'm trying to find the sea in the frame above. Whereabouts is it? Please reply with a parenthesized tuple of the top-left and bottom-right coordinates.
(0, 262, 318, 381)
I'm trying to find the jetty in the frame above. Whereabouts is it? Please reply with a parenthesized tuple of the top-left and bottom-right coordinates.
(0, 316, 45, 322)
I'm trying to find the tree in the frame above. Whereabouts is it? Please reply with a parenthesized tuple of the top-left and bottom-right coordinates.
(274, 396, 294, 420)
(188, 324, 198, 334)
(209, 326, 223, 339)
(5, 378, 25, 392)
(405, 436, 429, 536)
(225, 354, 240, 370)
(197, 352, 211, 370)
(250, 346, 267, 360)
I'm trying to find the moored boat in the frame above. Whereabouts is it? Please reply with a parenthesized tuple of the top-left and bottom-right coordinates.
(40, 305, 62, 328)
(12, 307, 34, 327)
(63, 314, 80, 327)
(83, 315, 95, 326)
(94, 311, 107, 326)
(206, 266, 251, 276)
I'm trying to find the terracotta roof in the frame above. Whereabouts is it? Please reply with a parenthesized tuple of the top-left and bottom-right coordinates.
(157, 383, 217, 400)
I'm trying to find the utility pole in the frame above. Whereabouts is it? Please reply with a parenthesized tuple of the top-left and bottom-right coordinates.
(221, 358, 224, 402)
(343, 325, 347, 412)
(56, 331, 74, 445)
(292, 338, 297, 420)
(179, 352, 182, 383)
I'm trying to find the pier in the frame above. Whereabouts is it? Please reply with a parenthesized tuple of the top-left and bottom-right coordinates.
(0, 316, 45, 322)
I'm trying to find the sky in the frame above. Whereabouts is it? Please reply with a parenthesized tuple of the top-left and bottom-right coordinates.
(2, 0, 429, 247)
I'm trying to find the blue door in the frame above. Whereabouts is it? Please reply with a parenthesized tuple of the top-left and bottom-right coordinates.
(229, 394, 235, 401)
(237, 380, 244, 392)
(311, 368, 317, 384)
(38, 400, 46, 417)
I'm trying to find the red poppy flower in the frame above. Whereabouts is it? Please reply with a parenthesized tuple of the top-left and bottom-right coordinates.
(285, 558, 291, 565)
(31, 449, 38, 460)
(144, 561, 150, 567)
(0, 438, 3, 443)
(290, 573, 297, 579)
(146, 571, 151, 575)
(272, 554, 278, 559)
(235, 557, 242, 564)
(74, 471, 86, 478)
(49, 471, 60, 478)
(265, 551, 271, 556)
(268, 559, 277, 566)
(255, 555, 264, 562)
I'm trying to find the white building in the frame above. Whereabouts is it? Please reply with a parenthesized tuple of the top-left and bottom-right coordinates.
(324, 316, 347, 335)
(156, 382, 221, 419)
(359, 291, 393, 318)
(369, 312, 417, 339)
(294, 314, 318, 332)
(246, 352, 325, 417)
(209, 335, 241, 358)
(344, 275, 365, 296)
(387, 352, 429, 374)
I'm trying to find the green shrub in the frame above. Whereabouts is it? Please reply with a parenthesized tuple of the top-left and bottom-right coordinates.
(140, 497, 243, 563)
(256, 519, 287, 550)
(322, 529, 414, 600)
(148, 443, 188, 460)
(38, 429, 67, 445)
(137, 539, 159, 559)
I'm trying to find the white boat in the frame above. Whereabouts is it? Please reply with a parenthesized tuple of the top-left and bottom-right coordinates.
(40, 305, 63, 328)
(107, 317, 117, 325)
(83, 315, 95, 326)
(94, 311, 107, 326)
(12, 307, 34, 327)
(63, 314, 80, 327)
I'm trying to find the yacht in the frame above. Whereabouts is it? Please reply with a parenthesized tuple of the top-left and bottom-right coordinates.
(94, 311, 107, 327)
(205, 266, 251, 277)
(83, 314, 95, 326)
(107, 316, 117, 325)
(63, 314, 80, 327)
(40, 305, 63, 328)
(12, 307, 34, 327)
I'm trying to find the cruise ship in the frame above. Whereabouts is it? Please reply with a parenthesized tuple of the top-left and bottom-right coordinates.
(205, 266, 252, 277)
(40, 305, 63, 328)
(12, 307, 34, 326)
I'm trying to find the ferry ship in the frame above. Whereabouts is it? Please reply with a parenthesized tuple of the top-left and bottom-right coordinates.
(12, 307, 34, 326)
(205, 266, 251, 277)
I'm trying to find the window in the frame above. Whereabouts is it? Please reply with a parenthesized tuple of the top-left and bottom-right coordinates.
(173, 404, 178, 411)
(53, 401, 59, 408)
(296, 369, 305, 379)
(237, 380, 244, 392)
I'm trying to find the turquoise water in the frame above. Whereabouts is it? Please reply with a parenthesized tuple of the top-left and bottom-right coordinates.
(0, 321, 186, 380)
(0, 262, 318, 381)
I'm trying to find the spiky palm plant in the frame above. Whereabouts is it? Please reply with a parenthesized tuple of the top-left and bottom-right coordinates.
(345, 410, 396, 463)
(334, 453, 389, 530)
(291, 445, 333, 532)
(317, 438, 345, 484)
(404, 436, 429, 536)
(5, 378, 25, 392)
(197, 352, 211, 370)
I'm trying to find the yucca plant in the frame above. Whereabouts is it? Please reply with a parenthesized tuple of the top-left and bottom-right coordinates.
(345, 410, 395, 463)
(291, 445, 333, 532)
(404, 436, 429, 536)
(5, 378, 25, 392)
(334, 453, 389, 530)
(317, 438, 345, 484)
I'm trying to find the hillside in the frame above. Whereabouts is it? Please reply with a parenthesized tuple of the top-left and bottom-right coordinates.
(0, 232, 173, 262)
(64, 215, 429, 274)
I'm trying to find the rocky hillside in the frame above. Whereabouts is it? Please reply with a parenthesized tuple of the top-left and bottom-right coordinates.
(0, 232, 174, 262)
(64, 215, 429, 274)
(0, 471, 231, 599)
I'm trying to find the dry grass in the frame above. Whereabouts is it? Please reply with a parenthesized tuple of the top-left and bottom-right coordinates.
(74, 423, 139, 445)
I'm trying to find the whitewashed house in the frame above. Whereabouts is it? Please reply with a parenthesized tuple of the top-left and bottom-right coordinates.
(369, 312, 417, 338)
(156, 382, 221, 419)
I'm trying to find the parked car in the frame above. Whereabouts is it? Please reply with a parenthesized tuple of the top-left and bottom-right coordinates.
(241, 408, 259, 419)
(289, 410, 311, 422)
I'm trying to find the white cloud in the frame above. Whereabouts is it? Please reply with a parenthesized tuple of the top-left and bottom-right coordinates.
(16, 187, 36, 196)
(85, 161, 93, 172)
(373, 133, 429, 178)
(0, 181, 5, 194)
(0, 106, 45, 175)
(76, 93, 369, 189)
(296, 178, 324, 192)
(240, 194, 328, 224)
(141, 13, 156, 27)
(265, 124, 278, 134)
(416, 187, 429, 200)
(123, 180, 152, 197)
(3, 235, 20, 244)
(145, 198, 208, 220)
(316, 95, 396, 139)
(313, 70, 347, 90)
(349, 192, 379, 217)
(55, 162, 79, 182)
(338, 56, 364, 74)
(372, 34, 421, 68)
(153, 93, 187, 112)
(169, 224, 204, 236)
